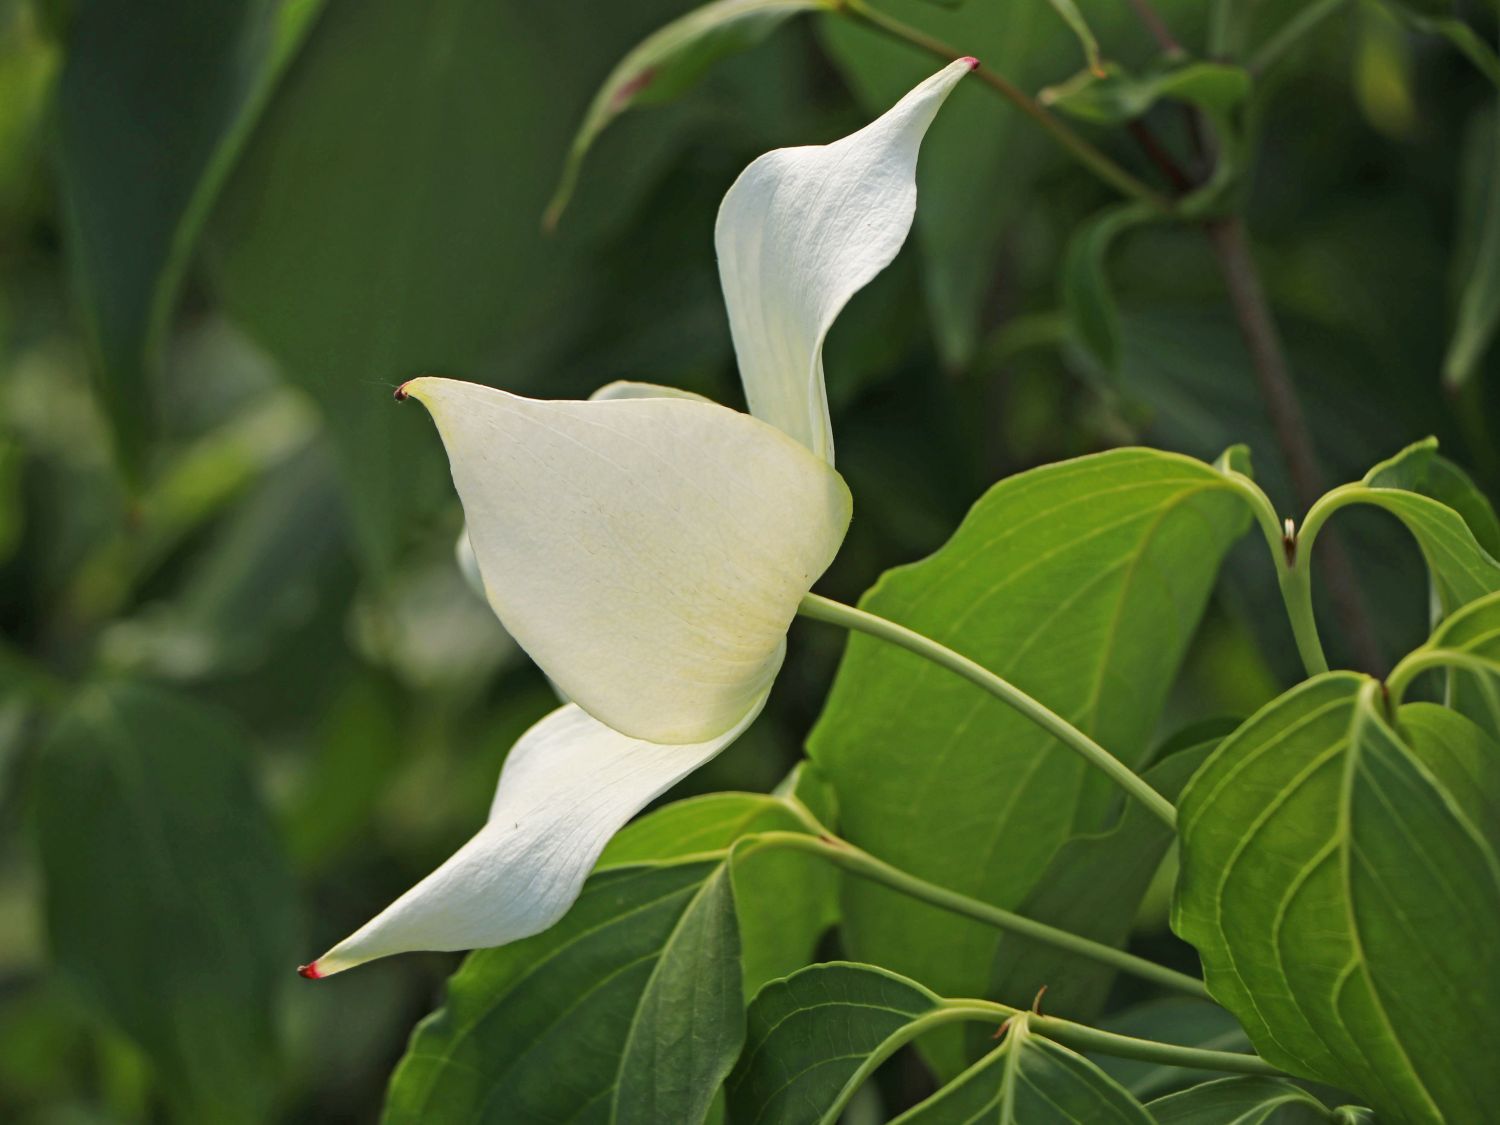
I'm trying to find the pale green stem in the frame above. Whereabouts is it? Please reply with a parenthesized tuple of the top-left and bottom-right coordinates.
(938, 1000, 1283, 1075)
(740, 830, 1209, 998)
(1220, 468, 1330, 677)
(1282, 485, 1368, 676)
(797, 593, 1179, 828)
(1249, 0, 1351, 75)
(1387, 648, 1495, 707)
(837, 0, 1174, 212)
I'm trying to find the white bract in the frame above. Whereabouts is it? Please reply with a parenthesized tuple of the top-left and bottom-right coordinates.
(303, 59, 973, 977)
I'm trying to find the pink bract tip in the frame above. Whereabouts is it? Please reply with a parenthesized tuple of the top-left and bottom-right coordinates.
(296, 962, 324, 980)
(960, 56, 980, 71)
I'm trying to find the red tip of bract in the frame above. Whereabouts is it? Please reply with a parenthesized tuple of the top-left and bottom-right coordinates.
(393, 381, 411, 402)
(296, 962, 323, 980)
(960, 56, 980, 71)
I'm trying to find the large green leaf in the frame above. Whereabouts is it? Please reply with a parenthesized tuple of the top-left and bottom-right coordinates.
(1173, 673, 1500, 1122)
(600, 786, 838, 995)
(208, 0, 694, 576)
(34, 681, 296, 1123)
(55, 0, 324, 476)
(979, 735, 1216, 1034)
(1147, 1076, 1341, 1124)
(1312, 441, 1500, 616)
(895, 1018, 1153, 1124)
(545, 0, 830, 229)
(808, 448, 1249, 1073)
(383, 859, 742, 1125)
(727, 962, 975, 1125)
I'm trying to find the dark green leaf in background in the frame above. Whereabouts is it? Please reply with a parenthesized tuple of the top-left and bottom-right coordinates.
(544, 0, 831, 230)
(1060, 202, 1156, 375)
(808, 449, 1249, 1074)
(1040, 60, 1250, 127)
(1173, 672, 1500, 1122)
(978, 734, 1217, 1045)
(383, 860, 741, 1125)
(1445, 101, 1500, 390)
(55, 0, 324, 477)
(34, 681, 297, 1123)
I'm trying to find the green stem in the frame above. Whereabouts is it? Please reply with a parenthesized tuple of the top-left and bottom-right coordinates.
(838, 0, 1173, 212)
(1387, 647, 1496, 706)
(797, 593, 1179, 828)
(1218, 467, 1330, 678)
(1249, 0, 1351, 76)
(741, 830, 1209, 998)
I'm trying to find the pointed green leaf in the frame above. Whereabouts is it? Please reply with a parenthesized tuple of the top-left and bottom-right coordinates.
(1173, 674, 1500, 1122)
(545, 0, 830, 229)
(1040, 60, 1250, 127)
(382, 859, 742, 1125)
(808, 449, 1250, 1074)
(34, 682, 296, 1123)
(1147, 1076, 1339, 1124)
(727, 962, 974, 1125)
(55, 0, 324, 476)
(893, 1019, 1154, 1124)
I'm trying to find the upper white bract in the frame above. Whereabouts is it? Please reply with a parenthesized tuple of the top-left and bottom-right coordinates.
(304, 59, 971, 976)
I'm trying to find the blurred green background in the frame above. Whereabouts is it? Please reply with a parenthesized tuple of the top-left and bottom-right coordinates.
(1, 0, 1496, 1119)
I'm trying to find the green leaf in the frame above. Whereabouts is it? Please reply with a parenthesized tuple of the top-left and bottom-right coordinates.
(1147, 1076, 1338, 1124)
(600, 788, 839, 994)
(55, 0, 324, 477)
(1042, 0, 1103, 77)
(1311, 443, 1500, 616)
(1362, 437, 1500, 558)
(898, 1022, 1153, 1124)
(1396, 589, 1500, 737)
(1445, 102, 1500, 389)
(383, 859, 742, 1125)
(978, 736, 1216, 1040)
(1060, 202, 1157, 375)
(1040, 60, 1250, 127)
(34, 681, 296, 1123)
(727, 962, 968, 1125)
(1173, 673, 1500, 1122)
(544, 0, 829, 229)
(808, 448, 1249, 1074)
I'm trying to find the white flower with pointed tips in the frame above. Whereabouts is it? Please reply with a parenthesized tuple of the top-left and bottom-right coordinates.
(300, 58, 974, 978)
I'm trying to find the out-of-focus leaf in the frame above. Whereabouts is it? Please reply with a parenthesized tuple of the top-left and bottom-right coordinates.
(545, 0, 830, 229)
(1173, 673, 1500, 1122)
(1445, 102, 1500, 390)
(1094, 998, 1253, 1100)
(34, 681, 296, 1123)
(55, 0, 324, 477)
(1147, 1076, 1340, 1124)
(1060, 202, 1156, 374)
(382, 860, 742, 1125)
(1041, 60, 1250, 126)
(210, 0, 696, 578)
(1042, 0, 1104, 77)
(808, 449, 1249, 1075)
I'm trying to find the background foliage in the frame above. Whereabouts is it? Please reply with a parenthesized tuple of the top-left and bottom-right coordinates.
(1, 0, 1497, 1119)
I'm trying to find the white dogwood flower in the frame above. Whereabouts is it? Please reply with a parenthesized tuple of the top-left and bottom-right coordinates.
(300, 58, 974, 977)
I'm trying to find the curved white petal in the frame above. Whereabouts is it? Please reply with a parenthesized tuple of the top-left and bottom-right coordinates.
(305, 693, 768, 975)
(715, 58, 974, 463)
(588, 379, 712, 403)
(402, 377, 849, 744)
